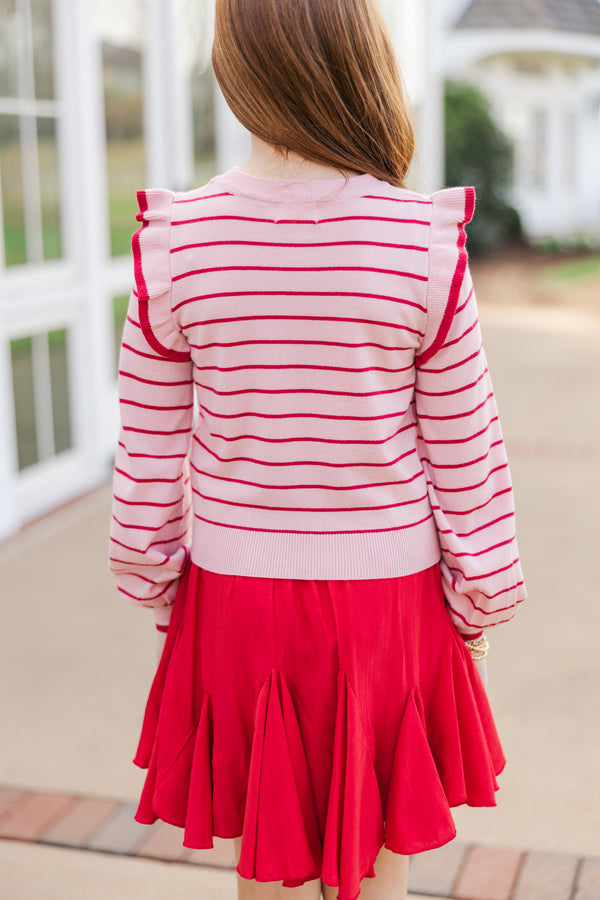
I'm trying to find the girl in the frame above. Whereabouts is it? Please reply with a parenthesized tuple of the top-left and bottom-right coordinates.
(109, 1, 526, 898)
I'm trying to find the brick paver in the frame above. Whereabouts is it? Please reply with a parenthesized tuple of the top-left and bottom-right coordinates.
(186, 836, 237, 869)
(512, 850, 579, 900)
(41, 796, 121, 848)
(0, 790, 76, 841)
(574, 857, 600, 900)
(85, 801, 148, 854)
(0, 786, 28, 821)
(0, 783, 598, 900)
(408, 841, 467, 897)
(135, 821, 190, 862)
(453, 845, 523, 900)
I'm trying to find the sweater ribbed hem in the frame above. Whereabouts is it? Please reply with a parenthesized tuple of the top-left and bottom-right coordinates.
(190, 517, 441, 581)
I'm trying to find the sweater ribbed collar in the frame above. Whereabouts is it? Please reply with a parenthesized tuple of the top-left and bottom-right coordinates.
(216, 166, 381, 204)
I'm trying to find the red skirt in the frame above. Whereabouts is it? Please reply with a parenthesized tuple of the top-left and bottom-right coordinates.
(133, 561, 504, 900)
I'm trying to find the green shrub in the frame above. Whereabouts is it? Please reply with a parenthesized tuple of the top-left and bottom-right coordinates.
(444, 80, 522, 256)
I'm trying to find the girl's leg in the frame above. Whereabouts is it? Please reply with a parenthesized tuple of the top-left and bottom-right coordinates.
(233, 837, 322, 900)
(321, 845, 409, 900)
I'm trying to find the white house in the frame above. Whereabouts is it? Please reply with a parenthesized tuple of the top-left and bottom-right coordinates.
(0, 0, 443, 540)
(444, 0, 600, 239)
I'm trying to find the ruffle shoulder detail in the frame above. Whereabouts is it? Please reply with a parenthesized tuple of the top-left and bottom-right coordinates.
(132, 189, 190, 361)
(416, 186, 476, 366)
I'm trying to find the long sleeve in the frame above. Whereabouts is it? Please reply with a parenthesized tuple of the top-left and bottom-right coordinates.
(109, 190, 194, 628)
(415, 188, 526, 635)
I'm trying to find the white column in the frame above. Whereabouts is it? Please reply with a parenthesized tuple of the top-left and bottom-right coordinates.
(0, 339, 19, 540)
(55, 0, 114, 469)
(215, 86, 251, 173)
(418, 0, 445, 192)
(145, 0, 195, 189)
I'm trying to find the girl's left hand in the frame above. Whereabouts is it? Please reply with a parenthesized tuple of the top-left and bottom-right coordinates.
(474, 656, 489, 690)
(156, 630, 167, 666)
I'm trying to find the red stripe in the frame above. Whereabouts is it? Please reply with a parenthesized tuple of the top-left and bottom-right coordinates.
(192, 486, 429, 514)
(194, 362, 413, 375)
(448, 596, 524, 628)
(438, 512, 515, 538)
(147, 527, 190, 548)
(450, 576, 525, 604)
(114, 467, 183, 485)
(181, 313, 424, 337)
(194, 378, 413, 399)
(118, 444, 188, 460)
(199, 404, 407, 423)
(421, 416, 499, 445)
(121, 342, 174, 363)
(193, 433, 417, 469)
(417, 392, 494, 422)
(172, 213, 430, 227)
(133, 191, 191, 363)
(205, 420, 412, 446)
(119, 584, 171, 603)
(189, 459, 423, 492)
(431, 486, 513, 516)
(122, 426, 191, 436)
(112, 510, 189, 531)
(448, 557, 520, 582)
(172, 290, 427, 314)
(420, 439, 504, 470)
(172, 239, 428, 253)
(426, 463, 508, 493)
(113, 494, 182, 509)
(442, 317, 479, 350)
(172, 265, 427, 283)
(363, 194, 432, 206)
(110, 556, 164, 567)
(415, 367, 488, 398)
(415, 187, 475, 366)
(119, 369, 192, 387)
(120, 399, 193, 412)
(110, 528, 189, 554)
(455, 286, 474, 315)
(193, 511, 434, 536)
(417, 343, 482, 375)
(188, 338, 410, 353)
(173, 192, 232, 203)
(441, 535, 516, 558)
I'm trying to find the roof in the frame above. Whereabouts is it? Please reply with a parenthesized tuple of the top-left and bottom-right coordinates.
(455, 0, 600, 35)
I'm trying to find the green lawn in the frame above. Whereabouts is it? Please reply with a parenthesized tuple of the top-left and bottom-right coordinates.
(537, 255, 600, 284)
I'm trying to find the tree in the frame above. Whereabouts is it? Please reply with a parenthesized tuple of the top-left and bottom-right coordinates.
(445, 81, 522, 255)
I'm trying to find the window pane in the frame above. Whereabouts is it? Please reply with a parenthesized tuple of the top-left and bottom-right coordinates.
(0, 0, 19, 99)
(38, 116, 62, 259)
(112, 293, 130, 373)
(192, 66, 217, 185)
(0, 115, 27, 266)
(11, 336, 39, 470)
(182, 0, 217, 184)
(31, 0, 55, 100)
(49, 328, 72, 453)
(100, 1, 146, 257)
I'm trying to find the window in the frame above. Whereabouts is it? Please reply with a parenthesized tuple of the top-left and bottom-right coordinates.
(11, 328, 72, 470)
(96, 0, 146, 257)
(0, 0, 62, 267)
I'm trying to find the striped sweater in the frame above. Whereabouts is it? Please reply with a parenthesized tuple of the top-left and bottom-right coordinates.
(109, 167, 526, 634)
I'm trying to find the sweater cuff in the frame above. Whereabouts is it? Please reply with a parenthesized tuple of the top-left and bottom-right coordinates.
(460, 629, 484, 642)
(153, 605, 173, 630)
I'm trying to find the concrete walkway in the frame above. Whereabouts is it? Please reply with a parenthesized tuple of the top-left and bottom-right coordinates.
(1, 303, 599, 898)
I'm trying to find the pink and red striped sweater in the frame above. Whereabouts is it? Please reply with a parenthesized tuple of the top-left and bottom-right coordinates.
(109, 168, 526, 634)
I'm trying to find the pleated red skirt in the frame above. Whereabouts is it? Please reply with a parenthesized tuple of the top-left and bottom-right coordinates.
(133, 561, 505, 900)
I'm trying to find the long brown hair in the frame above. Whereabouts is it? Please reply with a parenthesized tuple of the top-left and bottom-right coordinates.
(212, 0, 415, 187)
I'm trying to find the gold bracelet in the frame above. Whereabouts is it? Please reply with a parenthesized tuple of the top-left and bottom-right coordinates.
(464, 633, 489, 661)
